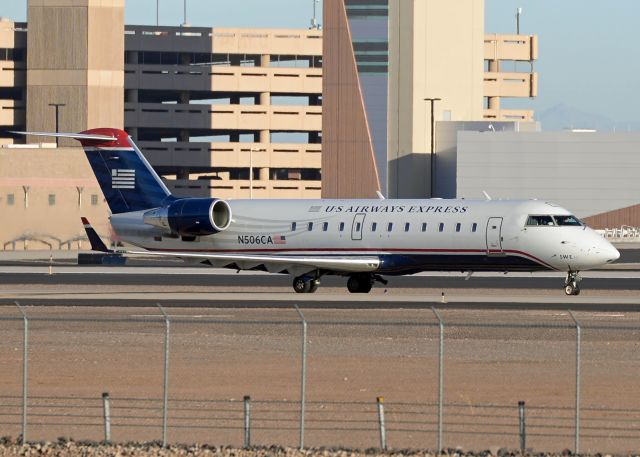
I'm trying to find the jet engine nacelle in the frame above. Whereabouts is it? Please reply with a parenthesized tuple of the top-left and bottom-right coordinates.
(143, 198, 232, 236)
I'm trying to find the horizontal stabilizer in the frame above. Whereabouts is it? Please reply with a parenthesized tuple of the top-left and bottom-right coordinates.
(11, 131, 117, 142)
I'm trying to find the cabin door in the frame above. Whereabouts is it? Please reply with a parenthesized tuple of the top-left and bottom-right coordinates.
(351, 213, 366, 241)
(486, 217, 504, 255)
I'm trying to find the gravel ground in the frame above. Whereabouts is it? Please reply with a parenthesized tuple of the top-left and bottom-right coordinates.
(0, 438, 621, 457)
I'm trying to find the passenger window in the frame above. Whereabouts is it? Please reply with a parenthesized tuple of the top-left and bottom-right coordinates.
(339, 222, 345, 232)
(554, 215, 583, 226)
(387, 222, 393, 232)
(355, 222, 361, 231)
(421, 222, 427, 232)
(322, 222, 328, 231)
(455, 223, 461, 232)
(308, 222, 313, 231)
(371, 222, 377, 232)
(291, 222, 297, 231)
(526, 215, 555, 226)
(472, 223, 477, 233)
(404, 222, 410, 232)
(439, 223, 444, 232)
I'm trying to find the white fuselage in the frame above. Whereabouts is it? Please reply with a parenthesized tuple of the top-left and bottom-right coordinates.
(110, 198, 619, 275)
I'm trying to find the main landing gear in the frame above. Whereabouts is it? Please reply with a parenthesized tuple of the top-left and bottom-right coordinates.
(293, 275, 320, 294)
(347, 273, 387, 294)
(564, 271, 581, 296)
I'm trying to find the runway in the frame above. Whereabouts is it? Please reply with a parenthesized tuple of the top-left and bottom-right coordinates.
(1, 265, 639, 311)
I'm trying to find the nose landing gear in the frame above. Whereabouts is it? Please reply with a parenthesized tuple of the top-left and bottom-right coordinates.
(564, 271, 581, 296)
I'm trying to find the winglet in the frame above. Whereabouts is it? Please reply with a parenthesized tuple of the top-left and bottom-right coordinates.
(81, 217, 111, 252)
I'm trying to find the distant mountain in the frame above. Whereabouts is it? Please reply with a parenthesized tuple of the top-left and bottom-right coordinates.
(537, 104, 640, 132)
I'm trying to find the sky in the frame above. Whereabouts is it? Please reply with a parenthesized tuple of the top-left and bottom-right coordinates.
(2, 0, 639, 125)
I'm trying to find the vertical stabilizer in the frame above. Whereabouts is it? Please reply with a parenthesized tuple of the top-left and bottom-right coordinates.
(77, 128, 173, 214)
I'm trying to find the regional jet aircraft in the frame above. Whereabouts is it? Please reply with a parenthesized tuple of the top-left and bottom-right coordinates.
(16, 128, 620, 295)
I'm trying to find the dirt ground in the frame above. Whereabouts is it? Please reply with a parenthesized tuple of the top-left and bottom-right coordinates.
(0, 303, 639, 454)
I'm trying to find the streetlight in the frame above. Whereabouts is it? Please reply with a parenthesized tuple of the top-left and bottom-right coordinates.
(48, 103, 65, 147)
(249, 147, 266, 199)
(516, 7, 522, 35)
(424, 97, 441, 197)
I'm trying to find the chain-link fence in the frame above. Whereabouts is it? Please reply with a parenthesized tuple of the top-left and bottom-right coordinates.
(1, 303, 639, 453)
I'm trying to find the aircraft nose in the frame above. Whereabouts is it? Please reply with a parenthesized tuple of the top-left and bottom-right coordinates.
(597, 240, 620, 264)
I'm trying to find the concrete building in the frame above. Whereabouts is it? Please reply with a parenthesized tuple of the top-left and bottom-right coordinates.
(123, 25, 322, 199)
(0, 0, 323, 249)
(322, 0, 537, 199)
(452, 130, 640, 229)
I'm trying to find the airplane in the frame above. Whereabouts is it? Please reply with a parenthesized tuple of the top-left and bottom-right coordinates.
(16, 128, 620, 296)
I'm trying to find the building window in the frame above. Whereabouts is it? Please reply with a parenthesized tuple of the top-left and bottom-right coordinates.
(387, 222, 393, 232)
(91, 194, 99, 206)
(7, 193, 14, 206)
(291, 222, 297, 231)
(339, 222, 345, 232)
(421, 222, 427, 232)
(404, 222, 410, 232)
(456, 223, 461, 232)
(308, 222, 313, 231)
(371, 222, 377, 232)
(439, 223, 444, 232)
(48, 194, 56, 206)
(472, 223, 477, 233)
(322, 222, 328, 231)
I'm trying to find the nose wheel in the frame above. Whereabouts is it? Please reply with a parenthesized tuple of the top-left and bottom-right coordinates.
(564, 272, 581, 296)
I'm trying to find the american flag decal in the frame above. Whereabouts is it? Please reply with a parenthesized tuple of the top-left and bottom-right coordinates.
(309, 205, 322, 212)
(273, 235, 287, 245)
(112, 169, 135, 189)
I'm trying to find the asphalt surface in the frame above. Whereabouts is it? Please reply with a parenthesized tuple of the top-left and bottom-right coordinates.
(0, 269, 638, 290)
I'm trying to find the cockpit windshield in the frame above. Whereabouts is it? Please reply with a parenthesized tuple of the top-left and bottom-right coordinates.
(554, 215, 583, 226)
(526, 215, 555, 226)
(526, 215, 583, 227)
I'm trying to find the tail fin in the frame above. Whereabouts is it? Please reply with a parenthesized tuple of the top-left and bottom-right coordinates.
(81, 217, 110, 252)
(13, 128, 173, 214)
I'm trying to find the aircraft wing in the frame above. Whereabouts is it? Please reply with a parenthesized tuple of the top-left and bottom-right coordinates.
(126, 249, 380, 276)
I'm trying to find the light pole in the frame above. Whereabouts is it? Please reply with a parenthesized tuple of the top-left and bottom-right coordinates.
(48, 103, 65, 147)
(516, 7, 522, 34)
(423, 97, 441, 197)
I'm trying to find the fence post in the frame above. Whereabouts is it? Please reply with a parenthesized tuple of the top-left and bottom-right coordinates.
(157, 304, 170, 447)
(14, 301, 28, 444)
(376, 396, 387, 450)
(518, 401, 525, 453)
(294, 305, 307, 449)
(431, 307, 444, 452)
(243, 395, 251, 448)
(102, 392, 111, 442)
(568, 310, 581, 454)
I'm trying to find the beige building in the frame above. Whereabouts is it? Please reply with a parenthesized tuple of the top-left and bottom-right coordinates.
(0, 0, 322, 249)
(1, 0, 122, 249)
(322, 0, 537, 199)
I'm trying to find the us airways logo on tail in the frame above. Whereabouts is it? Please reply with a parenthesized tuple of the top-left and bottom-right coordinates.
(112, 169, 135, 189)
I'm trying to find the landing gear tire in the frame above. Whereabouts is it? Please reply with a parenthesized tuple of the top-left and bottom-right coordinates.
(293, 276, 311, 293)
(564, 272, 581, 296)
(347, 274, 373, 293)
(293, 276, 319, 293)
(565, 282, 580, 296)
